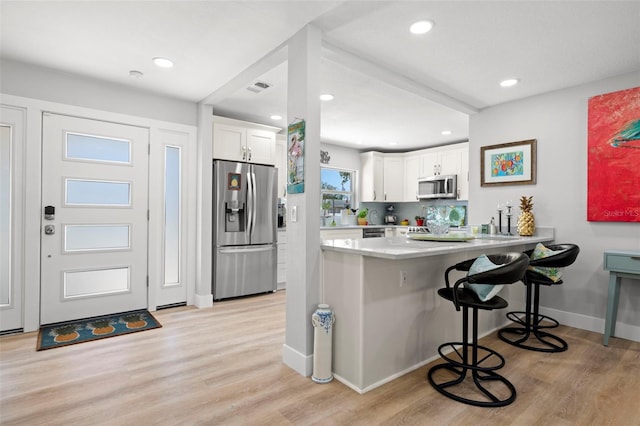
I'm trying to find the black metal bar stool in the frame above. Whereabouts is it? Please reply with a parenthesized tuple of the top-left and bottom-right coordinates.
(498, 243, 580, 353)
(427, 252, 529, 407)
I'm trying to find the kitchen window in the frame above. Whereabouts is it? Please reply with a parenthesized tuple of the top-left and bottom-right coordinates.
(321, 167, 354, 223)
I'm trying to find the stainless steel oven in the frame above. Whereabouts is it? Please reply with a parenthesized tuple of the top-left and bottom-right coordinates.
(362, 227, 386, 238)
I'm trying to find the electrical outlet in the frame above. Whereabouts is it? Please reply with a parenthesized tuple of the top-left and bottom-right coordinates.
(400, 270, 408, 287)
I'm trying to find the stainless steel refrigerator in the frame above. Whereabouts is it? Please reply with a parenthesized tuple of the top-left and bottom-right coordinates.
(213, 160, 277, 300)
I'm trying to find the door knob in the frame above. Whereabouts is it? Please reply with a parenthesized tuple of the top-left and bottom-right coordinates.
(44, 225, 55, 235)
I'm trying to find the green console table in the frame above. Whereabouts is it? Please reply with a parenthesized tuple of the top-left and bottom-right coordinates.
(603, 250, 640, 346)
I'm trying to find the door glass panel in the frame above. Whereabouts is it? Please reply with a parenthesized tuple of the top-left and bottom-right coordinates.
(64, 267, 130, 298)
(0, 126, 11, 305)
(164, 146, 181, 285)
(65, 179, 131, 206)
(65, 225, 130, 252)
(66, 133, 131, 164)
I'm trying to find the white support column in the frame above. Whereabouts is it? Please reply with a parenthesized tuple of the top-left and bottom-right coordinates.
(282, 24, 322, 376)
(194, 102, 213, 308)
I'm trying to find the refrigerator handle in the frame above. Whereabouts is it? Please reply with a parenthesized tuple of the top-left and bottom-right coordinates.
(246, 171, 253, 235)
(251, 171, 257, 232)
(219, 246, 274, 254)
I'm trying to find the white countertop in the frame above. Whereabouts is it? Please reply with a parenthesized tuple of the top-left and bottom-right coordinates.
(320, 228, 554, 260)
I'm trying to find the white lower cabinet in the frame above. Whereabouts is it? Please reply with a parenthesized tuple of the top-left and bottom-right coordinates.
(277, 230, 287, 289)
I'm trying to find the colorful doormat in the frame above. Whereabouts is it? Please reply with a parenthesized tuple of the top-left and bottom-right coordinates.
(36, 310, 162, 351)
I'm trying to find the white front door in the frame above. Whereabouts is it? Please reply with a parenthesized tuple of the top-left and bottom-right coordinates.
(40, 113, 149, 325)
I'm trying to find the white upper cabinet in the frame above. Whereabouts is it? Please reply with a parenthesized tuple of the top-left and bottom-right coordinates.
(246, 128, 276, 165)
(420, 144, 465, 177)
(403, 155, 420, 201)
(360, 152, 405, 202)
(403, 142, 469, 201)
(457, 142, 469, 200)
(360, 151, 384, 202)
(383, 155, 404, 202)
(212, 116, 278, 165)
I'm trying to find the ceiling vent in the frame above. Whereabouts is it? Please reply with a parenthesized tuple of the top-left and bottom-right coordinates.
(246, 80, 272, 93)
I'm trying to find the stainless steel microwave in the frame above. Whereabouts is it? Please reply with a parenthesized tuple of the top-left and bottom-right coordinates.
(417, 174, 457, 199)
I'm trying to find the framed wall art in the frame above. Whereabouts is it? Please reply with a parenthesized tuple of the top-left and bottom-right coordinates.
(480, 139, 537, 187)
(287, 119, 305, 194)
(587, 87, 640, 222)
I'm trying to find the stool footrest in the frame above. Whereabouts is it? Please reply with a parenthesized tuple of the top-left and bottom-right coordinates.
(498, 326, 568, 352)
(505, 311, 560, 329)
(437, 342, 506, 371)
(427, 363, 516, 407)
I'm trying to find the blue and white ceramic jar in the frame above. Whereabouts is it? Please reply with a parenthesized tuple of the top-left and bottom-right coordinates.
(311, 304, 335, 383)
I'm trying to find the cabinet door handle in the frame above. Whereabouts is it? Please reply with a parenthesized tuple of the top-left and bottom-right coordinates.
(373, 190, 376, 200)
(242, 146, 247, 160)
(385, 193, 387, 201)
(248, 147, 252, 161)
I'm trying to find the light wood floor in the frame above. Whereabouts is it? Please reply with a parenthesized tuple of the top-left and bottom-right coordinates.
(2, 290, 639, 425)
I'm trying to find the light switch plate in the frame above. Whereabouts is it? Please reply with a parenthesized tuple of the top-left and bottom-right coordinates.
(291, 205, 297, 222)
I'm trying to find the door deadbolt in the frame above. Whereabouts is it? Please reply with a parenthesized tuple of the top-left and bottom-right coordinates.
(44, 205, 55, 220)
(44, 225, 55, 235)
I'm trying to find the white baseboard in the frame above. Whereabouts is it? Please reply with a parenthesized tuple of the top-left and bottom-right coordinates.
(193, 293, 213, 308)
(282, 344, 313, 377)
(286, 311, 640, 394)
(539, 307, 640, 344)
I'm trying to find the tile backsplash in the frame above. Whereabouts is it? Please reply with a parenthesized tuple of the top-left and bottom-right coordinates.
(361, 201, 468, 227)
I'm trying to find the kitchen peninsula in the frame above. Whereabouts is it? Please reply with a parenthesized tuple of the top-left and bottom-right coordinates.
(320, 229, 554, 394)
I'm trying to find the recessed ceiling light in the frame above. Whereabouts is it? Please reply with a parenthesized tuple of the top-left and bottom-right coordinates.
(500, 78, 519, 87)
(389, 142, 398, 146)
(153, 57, 174, 68)
(320, 93, 334, 101)
(441, 130, 452, 135)
(129, 70, 143, 79)
(270, 115, 282, 121)
(410, 20, 435, 35)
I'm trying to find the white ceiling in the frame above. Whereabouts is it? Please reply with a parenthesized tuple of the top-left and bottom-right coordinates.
(2, 1, 639, 151)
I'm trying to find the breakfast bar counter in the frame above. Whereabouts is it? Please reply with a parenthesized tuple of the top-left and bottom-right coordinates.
(321, 229, 555, 260)
(320, 228, 554, 393)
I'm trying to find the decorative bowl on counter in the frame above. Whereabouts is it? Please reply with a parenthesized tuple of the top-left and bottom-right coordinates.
(399, 219, 409, 226)
(427, 220, 450, 235)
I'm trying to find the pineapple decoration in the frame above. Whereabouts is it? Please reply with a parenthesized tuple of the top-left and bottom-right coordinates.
(517, 196, 535, 236)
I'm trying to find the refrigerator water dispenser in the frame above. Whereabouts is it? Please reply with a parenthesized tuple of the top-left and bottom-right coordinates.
(225, 200, 245, 232)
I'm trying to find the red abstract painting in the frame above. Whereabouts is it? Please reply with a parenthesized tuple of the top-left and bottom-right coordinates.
(587, 87, 640, 222)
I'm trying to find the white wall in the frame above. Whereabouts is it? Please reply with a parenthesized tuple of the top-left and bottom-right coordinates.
(468, 71, 640, 340)
(1, 59, 197, 126)
(320, 142, 361, 170)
